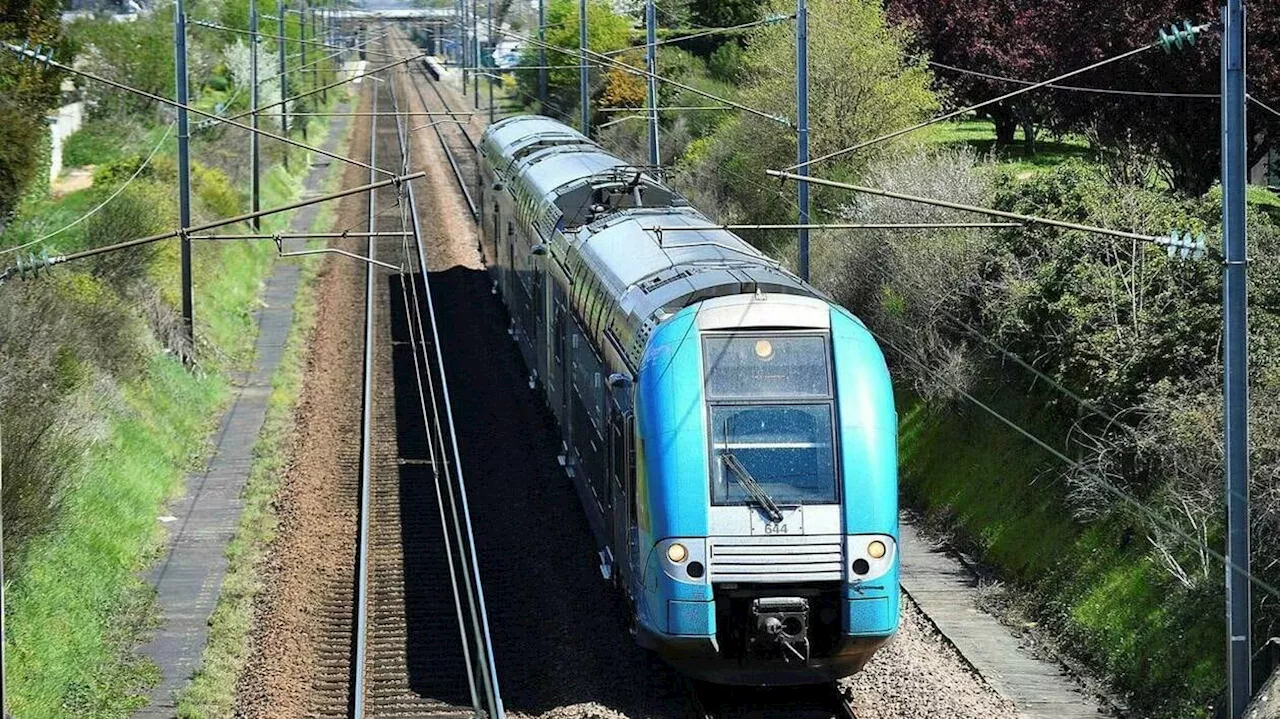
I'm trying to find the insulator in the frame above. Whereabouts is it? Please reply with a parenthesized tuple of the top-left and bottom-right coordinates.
(1158, 20, 1201, 54)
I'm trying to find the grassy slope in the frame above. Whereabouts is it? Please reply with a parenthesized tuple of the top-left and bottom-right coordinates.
(898, 387, 1222, 716)
(2, 109, 333, 716)
(922, 118, 1095, 177)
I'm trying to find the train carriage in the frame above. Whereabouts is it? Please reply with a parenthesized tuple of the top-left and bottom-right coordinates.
(477, 115, 899, 684)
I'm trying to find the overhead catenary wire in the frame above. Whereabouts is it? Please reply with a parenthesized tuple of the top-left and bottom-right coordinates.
(224, 46, 430, 122)
(601, 14, 794, 56)
(766, 169, 1180, 245)
(1251, 94, 1280, 118)
(926, 58, 1220, 99)
(190, 18, 404, 61)
(4, 42, 392, 176)
(786, 22, 1214, 171)
(0, 171, 425, 283)
(492, 26, 790, 127)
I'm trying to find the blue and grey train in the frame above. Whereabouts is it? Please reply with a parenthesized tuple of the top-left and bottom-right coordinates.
(477, 116, 899, 685)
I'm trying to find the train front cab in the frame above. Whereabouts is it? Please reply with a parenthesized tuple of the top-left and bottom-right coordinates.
(632, 294, 899, 685)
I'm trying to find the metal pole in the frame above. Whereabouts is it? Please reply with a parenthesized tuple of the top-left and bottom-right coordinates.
(460, 0, 467, 94)
(250, 0, 261, 231)
(315, 9, 327, 104)
(1222, 1, 1252, 716)
(277, 0, 289, 170)
(175, 0, 194, 353)
(645, 0, 658, 167)
(1, 423, 7, 717)
(795, 0, 809, 281)
(487, 0, 494, 124)
(578, 0, 588, 135)
(537, 0, 546, 107)
(299, 1, 308, 141)
(472, 0, 480, 106)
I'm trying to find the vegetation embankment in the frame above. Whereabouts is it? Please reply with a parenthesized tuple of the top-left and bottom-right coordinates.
(0, 0, 344, 714)
(514, 0, 1280, 714)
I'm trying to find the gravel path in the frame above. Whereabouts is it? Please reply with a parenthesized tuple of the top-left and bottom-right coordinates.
(234, 91, 372, 718)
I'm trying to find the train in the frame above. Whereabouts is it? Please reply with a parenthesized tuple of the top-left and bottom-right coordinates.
(476, 115, 899, 685)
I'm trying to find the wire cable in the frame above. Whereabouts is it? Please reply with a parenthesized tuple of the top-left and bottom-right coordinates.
(786, 25, 1212, 171)
(1251, 94, 1280, 118)
(866, 322, 1280, 603)
(926, 58, 1220, 99)
(0, 122, 177, 257)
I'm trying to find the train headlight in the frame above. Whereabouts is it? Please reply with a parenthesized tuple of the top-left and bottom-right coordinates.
(754, 339, 775, 361)
(867, 540, 886, 559)
(666, 542, 688, 563)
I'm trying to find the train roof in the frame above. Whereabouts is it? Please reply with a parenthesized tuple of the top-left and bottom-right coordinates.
(481, 116, 821, 366)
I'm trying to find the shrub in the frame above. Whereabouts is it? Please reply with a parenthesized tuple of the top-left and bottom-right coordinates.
(192, 163, 243, 220)
(62, 119, 143, 168)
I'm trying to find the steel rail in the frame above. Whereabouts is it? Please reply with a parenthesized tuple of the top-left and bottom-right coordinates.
(352, 80, 378, 719)
(403, 41, 479, 219)
(389, 42, 505, 719)
(388, 61, 505, 719)
(386, 55, 485, 711)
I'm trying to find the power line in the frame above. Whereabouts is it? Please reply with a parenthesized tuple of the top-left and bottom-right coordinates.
(926, 58, 1220, 99)
(787, 21, 1214, 171)
(601, 14, 794, 57)
(0, 123, 178, 258)
(865, 322, 1280, 605)
(767, 169, 1202, 249)
(1251, 94, 1280, 118)
(4, 41, 390, 176)
(492, 26, 790, 127)
(0, 171, 426, 283)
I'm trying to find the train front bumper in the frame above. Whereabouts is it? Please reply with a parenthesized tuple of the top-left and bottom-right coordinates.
(636, 620, 889, 685)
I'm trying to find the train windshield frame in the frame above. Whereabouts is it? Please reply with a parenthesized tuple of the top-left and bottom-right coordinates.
(702, 333, 838, 507)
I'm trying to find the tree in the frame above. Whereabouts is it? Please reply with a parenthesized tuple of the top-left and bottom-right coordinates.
(678, 0, 937, 231)
(888, 0, 1280, 193)
(66, 11, 176, 119)
(887, 0, 1059, 156)
(0, 0, 66, 218)
(514, 0, 633, 123)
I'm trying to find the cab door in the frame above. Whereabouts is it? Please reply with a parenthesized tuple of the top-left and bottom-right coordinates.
(608, 399, 634, 584)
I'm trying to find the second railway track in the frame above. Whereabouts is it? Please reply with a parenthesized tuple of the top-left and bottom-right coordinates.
(347, 33, 503, 719)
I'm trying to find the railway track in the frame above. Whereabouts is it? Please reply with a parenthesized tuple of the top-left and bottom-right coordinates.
(390, 33, 482, 221)
(342, 32, 504, 719)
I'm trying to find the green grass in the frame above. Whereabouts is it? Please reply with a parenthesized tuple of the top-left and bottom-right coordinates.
(174, 116, 347, 717)
(2, 96, 347, 717)
(922, 118, 1096, 177)
(5, 356, 228, 718)
(898, 388, 1223, 716)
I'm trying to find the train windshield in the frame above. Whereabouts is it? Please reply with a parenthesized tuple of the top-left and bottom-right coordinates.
(703, 334, 837, 506)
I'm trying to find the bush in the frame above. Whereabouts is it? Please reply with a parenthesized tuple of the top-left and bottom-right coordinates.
(192, 163, 243, 220)
(813, 147, 992, 401)
(62, 119, 142, 168)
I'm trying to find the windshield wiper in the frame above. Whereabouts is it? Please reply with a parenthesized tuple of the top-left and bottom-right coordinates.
(720, 451, 784, 523)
